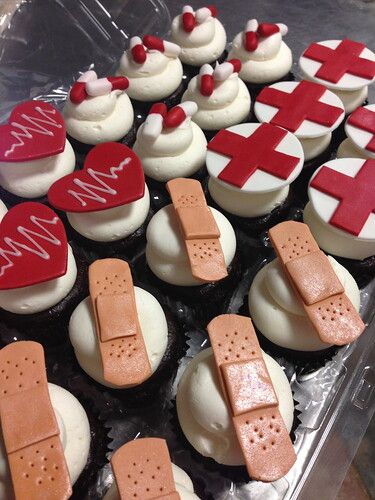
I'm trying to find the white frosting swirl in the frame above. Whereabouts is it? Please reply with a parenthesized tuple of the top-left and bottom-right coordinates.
(133, 121, 207, 182)
(63, 91, 134, 145)
(67, 186, 150, 242)
(181, 74, 251, 130)
(171, 16, 227, 66)
(0, 383, 90, 500)
(176, 348, 294, 466)
(249, 256, 361, 351)
(118, 51, 183, 102)
(0, 140, 75, 198)
(0, 245, 77, 315)
(146, 204, 236, 286)
(69, 287, 168, 389)
(0, 201, 7, 222)
(228, 31, 292, 84)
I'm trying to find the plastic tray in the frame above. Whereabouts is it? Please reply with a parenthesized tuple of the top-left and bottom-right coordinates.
(0, 0, 375, 499)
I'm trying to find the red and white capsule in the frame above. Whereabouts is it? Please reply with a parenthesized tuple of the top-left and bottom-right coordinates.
(143, 35, 181, 58)
(195, 5, 217, 23)
(213, 59, 242, 81)
(182, 5, 196, 33)
(164, 101, 198, 128)
(142, 103, 168, 140)
(85, 76, 129, 97)
(130, 36, 147, 64)
(69, 70, 97, 104)
(199, 64, 214, 96)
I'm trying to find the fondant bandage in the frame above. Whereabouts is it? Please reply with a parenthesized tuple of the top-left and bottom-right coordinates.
(207, 314, 296, 482)
(0, 341, 72, 500)
(269, 221, 365, 345)
(166, 178, 227, 282)
(111, 438, 180, 500)
(89, 259, 151, 386)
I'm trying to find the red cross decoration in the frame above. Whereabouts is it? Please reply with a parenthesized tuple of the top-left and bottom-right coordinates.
(347, 107, 375, 154)
(310, 159, 375, 236)
(207, 123, 300, 188)
(256, 80, 343, 133)
(302, 39, 375, 84)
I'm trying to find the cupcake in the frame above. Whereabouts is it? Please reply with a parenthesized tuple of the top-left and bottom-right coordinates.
(254, 80, 345, 167)
(48, 142, 150, 258)
(206, 122, 304, 232)
(104, 438, 200, 499)
(303, 158, 375, 281)
(63, 70, 134, 153)
(0, 202, 86, 342)
(337, 104, 375, 159)
(177, 314, 296, 482)
(117, 35, 184, 116)
(0, 100, 75, 206)
(133, 101, 207, 183)
(145, 178, 237, 307)
(170, 5, 227, 78)
(249, 221, 364, 354)
(299, 38, 375, 114)
(181, 60, 251, 140)
(227, 19, 292, 95)
(0, 341, 90, 498)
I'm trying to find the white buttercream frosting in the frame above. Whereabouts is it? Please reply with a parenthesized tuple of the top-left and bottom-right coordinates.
(171, 16, 226, 67)
(63, 91, 134, 145)
(67, 186, 150, 242)
(181, 73, 251, 130)
(69, 286, 168, 389)
(104, 463, 199, 500)
(177, 348, 294, 466)
(0, 383, 90, 500)
(301, 133, 331, 162)
(146, 204, 236, 286)
(248, 256, 361, 351)
(0, 245, 77, 315)
(337, 138, 368, 160)
(133, 121, 207, 182)
(0, 201, 7, 222)
(0, 140, 75, 198)
(334, 86, 368, 114)
(118, 51, 183, 102)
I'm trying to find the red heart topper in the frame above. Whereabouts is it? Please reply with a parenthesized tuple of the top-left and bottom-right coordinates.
(0, 202, 68, 290)
(0, 101, 66, 163)
(48, 142, 145, 213)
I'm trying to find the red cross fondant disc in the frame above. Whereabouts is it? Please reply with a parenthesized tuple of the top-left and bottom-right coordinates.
(299, 40, 375, 91)
(345, 104, 375, 159)
(206, 123, 304, 193)
(308, 158, 375, 240)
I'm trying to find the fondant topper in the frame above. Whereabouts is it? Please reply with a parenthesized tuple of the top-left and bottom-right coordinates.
(180, 5, 218, 33)
(69, 71, 129, 105)
(243, 19, 288, 52)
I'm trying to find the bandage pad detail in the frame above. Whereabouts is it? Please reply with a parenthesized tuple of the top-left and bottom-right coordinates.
(166, 178, 227, 282)
(111, 438, 180, 500)
(0, 341, 71, 500)
(269, 221, 365, 345)
(207, 314, 296, 482)
(89, 259, 151, 386)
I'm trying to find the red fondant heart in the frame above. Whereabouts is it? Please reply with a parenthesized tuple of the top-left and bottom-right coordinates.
(257, 23, 280, 38)
(48, 142, 145, 213)
(0, 101, 66, 163)
(0, 202, 68, 290)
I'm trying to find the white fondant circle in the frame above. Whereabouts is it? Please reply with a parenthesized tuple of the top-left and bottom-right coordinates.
(345, 104, 375, 159)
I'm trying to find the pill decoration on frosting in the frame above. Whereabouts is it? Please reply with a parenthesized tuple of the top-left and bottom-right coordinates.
(207, 314, 296, 482)
(345, 105, 375, 157)
(180, 5, 218, 33)
(88, 258, 152, 386)
(198, 59, 242, 96)
(48, 142, 144, 212)
(142, 102, 198, 141)
(69, 70, 129, 105)
(0, 101, 66, 162)
(0, 341, 72, 500)
(269, 221, 365, 345)
(0, 202, 67, 290)
(242, 19, 288, 52)
(166, 178, 227, 282)
(111, 438, 180, 500)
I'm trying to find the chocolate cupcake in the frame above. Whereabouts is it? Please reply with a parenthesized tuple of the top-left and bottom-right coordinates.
(0, 202, 86, 343)
(117, 35, 184, 118)
(337, 104, 375, 159)
(299, 38, 375, 114)
(170, 5, 227, 79)
(176, 314, 296, 482)
(0, 341, 91, 498)
(227, 19, 293, 97)
(0, 101, 75, 206)
(181, 60, 251, 140)
(48, 142, 150, 259)
(206, 122, 304, 233)
(303, 158, 375, 284)
(63, 70, 135, 154)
